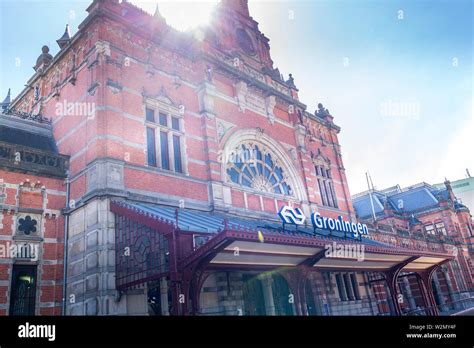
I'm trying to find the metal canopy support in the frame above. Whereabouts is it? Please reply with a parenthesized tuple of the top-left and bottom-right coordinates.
(384, 256, 419, 316)
(110, 201, 458, 316)
(415, 259, 451, 316)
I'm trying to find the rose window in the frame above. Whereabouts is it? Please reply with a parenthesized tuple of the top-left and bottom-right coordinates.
(18, 216, 38, 235)
(226, 144, 293, 196)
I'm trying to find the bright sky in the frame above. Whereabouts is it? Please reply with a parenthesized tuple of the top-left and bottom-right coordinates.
(0, 0, 472, 195)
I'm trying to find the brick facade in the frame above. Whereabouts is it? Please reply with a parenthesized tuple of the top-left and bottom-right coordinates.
(4, 0, 473, 316)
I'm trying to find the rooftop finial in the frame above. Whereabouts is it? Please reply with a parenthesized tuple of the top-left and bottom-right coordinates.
(57, 24, 71, 49)
(153, 3, 160, 17)
(1, 88, 11, 111)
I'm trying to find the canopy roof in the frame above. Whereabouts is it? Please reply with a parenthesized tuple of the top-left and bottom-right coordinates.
(111, 200, 453, 276)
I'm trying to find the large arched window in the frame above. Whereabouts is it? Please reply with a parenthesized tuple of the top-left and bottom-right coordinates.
(226, 143, 293, 196)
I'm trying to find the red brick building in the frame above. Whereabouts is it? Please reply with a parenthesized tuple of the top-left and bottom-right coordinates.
(353, 182, 474, 314)
(0, 100, 69, 315)
(3, 0, 472, 316)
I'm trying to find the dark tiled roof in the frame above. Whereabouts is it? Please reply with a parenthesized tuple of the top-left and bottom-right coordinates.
(352, 194, 385, 219)
(0, 125, 58, 153)
(0, 112, 68, 178)
(353, 184, 444, 218)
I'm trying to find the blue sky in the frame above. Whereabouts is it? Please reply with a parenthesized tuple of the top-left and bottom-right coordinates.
(0, 0, 472, 194)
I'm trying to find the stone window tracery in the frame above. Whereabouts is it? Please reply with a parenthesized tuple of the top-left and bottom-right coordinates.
(226, 143, 293, 196)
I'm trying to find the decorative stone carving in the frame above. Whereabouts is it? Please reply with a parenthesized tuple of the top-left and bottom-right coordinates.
(288, 147, 298, 163)
(310, 148, 331, 166)
(95, 40, 111, 57)
(87, 161, 124, 192)
(34, 46, 53, 72)
(106, 79, 123, 94)
(315, 103, 330, 118)
(234, 81, 248, 112)
(198, 81, 216, 115)
(216, 119, 235, 142)
(265, 95, 276, 124)
(295, 124, 306, 153)
(211, 182, 232, 209)
(255, 127, 265, 140)
(88, 81, 100, 96)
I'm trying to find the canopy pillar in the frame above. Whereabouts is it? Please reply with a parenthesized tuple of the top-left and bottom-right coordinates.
(415, 259, 451, 316)
(384, 256, 419, 316)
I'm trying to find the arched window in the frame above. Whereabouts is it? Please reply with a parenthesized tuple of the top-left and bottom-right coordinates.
(312, 151, 338, 208)
(226, 143, 293, 196)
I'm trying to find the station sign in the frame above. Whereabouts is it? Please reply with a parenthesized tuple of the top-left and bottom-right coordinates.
(278, 205, 369, 238)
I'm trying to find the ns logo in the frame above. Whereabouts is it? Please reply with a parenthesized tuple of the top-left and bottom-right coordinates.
(278, 206, 306, 225)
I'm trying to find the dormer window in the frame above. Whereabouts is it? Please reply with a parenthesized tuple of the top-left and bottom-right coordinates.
(424, 224, 435, 235)
(435, 222, 447, 235)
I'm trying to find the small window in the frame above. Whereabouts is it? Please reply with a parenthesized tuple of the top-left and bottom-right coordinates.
(435, 222, 447, 236)
(146, 108, 155, 122)
(159, 113, 168, 127)
(171, 117, 180, 131)
(425, 225, 435, 235)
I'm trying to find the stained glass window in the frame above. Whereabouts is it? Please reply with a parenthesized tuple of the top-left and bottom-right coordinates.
(226, 144, 293, 196)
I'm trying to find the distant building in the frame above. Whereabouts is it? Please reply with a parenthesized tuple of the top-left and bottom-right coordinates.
(353, 181, 474, 314)
(434, 175, 474, 214)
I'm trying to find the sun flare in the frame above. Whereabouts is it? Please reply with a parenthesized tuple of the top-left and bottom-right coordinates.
(130, 0, 220, 32)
